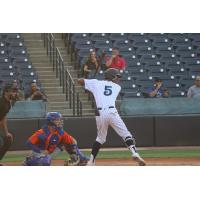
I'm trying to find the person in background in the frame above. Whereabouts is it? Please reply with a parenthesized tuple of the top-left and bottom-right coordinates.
(12, 80, 24, 101)
(0, 84, 17, 165)
(83, 51, 100, 79)
(105, 48, 126, 70)
(25, 81, 47, 102)
(147, 78, 169, 98)
(187, 75, 200, 98)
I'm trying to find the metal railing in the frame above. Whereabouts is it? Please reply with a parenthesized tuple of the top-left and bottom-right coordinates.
(42, 33, 82, 116)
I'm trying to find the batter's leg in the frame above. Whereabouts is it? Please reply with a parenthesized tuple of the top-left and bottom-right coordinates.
(87, 115, 109, 166)
(109, 113, 146, 166)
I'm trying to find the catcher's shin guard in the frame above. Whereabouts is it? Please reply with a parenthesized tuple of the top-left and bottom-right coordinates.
(0, 136, 13, 160)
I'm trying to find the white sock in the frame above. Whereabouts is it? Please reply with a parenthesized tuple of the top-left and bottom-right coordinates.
(128, 145, 138, 156)
(89, 154, 95, 162)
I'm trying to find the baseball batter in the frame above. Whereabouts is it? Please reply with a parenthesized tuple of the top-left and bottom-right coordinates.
(78, 68, 146, 166)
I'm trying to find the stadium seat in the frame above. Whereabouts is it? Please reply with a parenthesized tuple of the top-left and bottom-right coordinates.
(113, 40, 131, 48)
(132, 38, 151, 47)
(136, 46, 155, 54)
(128, 33, 148, 41)
(94, 40, 112, 49)
(109, 33, 128, 41)
(181, 78, 194, 90)
(90, 33, 109, 42)
(154, 46, 174, 54)
(148, 33, 168, 40)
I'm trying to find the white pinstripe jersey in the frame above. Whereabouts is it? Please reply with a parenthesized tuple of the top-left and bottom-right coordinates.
(84, 79, 121, 108)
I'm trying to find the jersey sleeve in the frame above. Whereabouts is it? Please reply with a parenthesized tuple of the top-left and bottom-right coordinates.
(62, 131, 74, 145)
(84, 79, 98, 93)
(28, 129, 44, 144)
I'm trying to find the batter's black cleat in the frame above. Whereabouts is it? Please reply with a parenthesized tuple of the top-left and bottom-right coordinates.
(132, 153, 146, 166)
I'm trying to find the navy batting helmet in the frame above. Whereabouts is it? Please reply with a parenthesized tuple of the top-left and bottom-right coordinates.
(104, 68, 121, 81)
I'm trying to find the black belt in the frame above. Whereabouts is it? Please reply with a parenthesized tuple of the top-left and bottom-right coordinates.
(97, 106, 114, 110)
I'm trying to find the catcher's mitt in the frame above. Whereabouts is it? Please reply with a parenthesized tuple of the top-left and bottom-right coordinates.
(64, 154, 80, 166)
(64, 154, 89, 166)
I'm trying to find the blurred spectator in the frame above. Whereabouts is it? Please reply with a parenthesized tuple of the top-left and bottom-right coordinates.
(187, 75, 200, 98)
(147, 78, 169, 98)
(82, 51, 100, 78)
(12, 80, 24, 101)
(25, 82, 47, 102)
(105, 48, 126, 70)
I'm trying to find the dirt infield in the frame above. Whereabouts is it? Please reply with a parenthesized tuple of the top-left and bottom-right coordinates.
(3, 157, 200, 166)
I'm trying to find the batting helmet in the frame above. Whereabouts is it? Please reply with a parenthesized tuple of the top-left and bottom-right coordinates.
(104, 68, 121, 81)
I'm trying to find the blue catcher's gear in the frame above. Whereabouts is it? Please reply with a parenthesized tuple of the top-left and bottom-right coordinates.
(46, 112, 63, 129)
(23, 154, 52, 166)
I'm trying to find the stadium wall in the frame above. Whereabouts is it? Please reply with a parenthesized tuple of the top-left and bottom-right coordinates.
(7, 115, 200, 151)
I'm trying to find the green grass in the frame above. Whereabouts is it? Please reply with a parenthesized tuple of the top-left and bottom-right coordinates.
(2, 148, 200, 163)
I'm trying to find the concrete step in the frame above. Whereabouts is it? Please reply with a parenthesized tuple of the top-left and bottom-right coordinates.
(28, 52, 48, 56)
(38, 74, 57, 79)
(43, 86, 63, 91)
(38, 79, 60, 84)
(34, 68, 54, 72)
(34, 71, 56, 76)
(22, 33, 42, 40)
(41, 82, 60, 87)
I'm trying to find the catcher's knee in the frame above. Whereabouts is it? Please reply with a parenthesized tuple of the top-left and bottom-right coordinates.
(124, 136, 136, 147)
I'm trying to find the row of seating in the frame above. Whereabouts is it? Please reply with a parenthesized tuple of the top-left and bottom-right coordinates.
(0, 34, 41, 92)
(68, 33, 200, 98)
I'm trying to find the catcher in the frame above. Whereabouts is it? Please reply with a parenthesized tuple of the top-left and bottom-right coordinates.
(23, 112, 88, 166)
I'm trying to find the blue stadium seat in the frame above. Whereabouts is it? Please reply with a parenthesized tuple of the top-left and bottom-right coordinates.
(109, 33, 128, 41)
(71, 33, 90, 43)
(75, 40, 93, 50)
(148, 33, 168, 40)
(136, 46, 155, 54)
(94, 40, 112, 49)
(159, 52, 178, 62)
(152, 39, 171, 47)
(128, 33, 148, 41)
(122, 91, 142, 98)
(140, 54, 158, 64)
(90, 33, 109, 42)
(132, 38, 151, 47)
(154, 46, 174, 54)
(113, 40, 131, 48)
(181, 78, 194, 90)
(168, 88, 186, 97)
(163, 79, 180, 88)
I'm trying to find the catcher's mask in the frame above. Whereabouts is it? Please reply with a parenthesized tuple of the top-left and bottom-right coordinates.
(46, 112, 63, 129)
(104, 68, 121, 82)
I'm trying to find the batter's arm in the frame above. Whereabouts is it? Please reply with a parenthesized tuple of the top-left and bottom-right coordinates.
(77, 78, 85, 86)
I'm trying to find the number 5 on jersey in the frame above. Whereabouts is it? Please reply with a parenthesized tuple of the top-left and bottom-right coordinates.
(104, 86, 112, 96)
